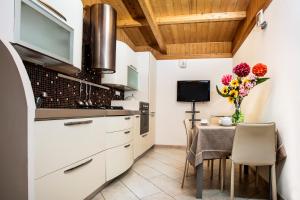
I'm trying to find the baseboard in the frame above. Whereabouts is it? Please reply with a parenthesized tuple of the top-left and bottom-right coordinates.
(154, 144, 186, 149)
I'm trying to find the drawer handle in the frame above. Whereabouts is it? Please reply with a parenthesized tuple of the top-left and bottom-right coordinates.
(142, 134, 148, 137)
(124, 131, 130, 134)
(64, 120, 93, 126)
(136, 116, 140, 118)
(124, 144, 131, 148)
(124, 117, 131, 120)
(64, 159, 93, 174)
(38, 0, 67, 21)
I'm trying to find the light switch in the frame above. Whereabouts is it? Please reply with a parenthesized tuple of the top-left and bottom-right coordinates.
(178, 60, 187, 69)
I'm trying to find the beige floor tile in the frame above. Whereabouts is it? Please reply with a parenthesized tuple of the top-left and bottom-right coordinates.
(101, 181, 139, 200)
(121, 171, 161, 198)
(146, 152, 185, 170)
(132, 162, 162, 179)
(149, 175, 187, 197)
(141, 192, 175, 200)
(95, 147, 268, 200)
(141, 157, 183, 179)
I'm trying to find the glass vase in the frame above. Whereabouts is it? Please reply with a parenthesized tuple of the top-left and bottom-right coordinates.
(232, 106, 244, 125)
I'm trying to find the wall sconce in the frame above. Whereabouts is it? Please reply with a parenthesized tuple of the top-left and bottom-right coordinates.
(256, 9, 267, 30)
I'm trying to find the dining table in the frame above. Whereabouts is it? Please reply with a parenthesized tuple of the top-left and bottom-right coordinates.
(187, 124, 287, 199)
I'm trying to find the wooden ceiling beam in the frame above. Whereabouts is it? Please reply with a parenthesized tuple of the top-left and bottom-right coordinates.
(137, 0, 167, 53)
(117, 11, 246, 28)
(232, 0, 272, 55)
(135, 42, 233, 60)
(117, 19, 147, 28)
(156, 11, 246, 25)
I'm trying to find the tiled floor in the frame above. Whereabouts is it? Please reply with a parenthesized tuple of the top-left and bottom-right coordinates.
(92, 147, 269, 200)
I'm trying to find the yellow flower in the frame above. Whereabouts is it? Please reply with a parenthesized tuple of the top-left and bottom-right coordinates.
(242, 78, 250, 84)
(228, 97, 234, 104)
(230, 79, 239, 88)
(221, 86, 229, 94)
(229, 90, 238, 98)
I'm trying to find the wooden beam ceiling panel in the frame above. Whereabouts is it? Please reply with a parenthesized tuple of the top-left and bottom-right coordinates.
(232, 0, 272, 55)
(137, 0, 167, 53)
(155, 12, 246, 25)
(159, 21, 240, 44)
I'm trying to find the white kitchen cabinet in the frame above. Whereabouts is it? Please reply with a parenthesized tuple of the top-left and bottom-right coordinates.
(133, 115, 141, 159)
(35, 152, 106, 200)
(148, 53, 156, 147)
(105, 115, 133, 133)
(105, 128, 133, 149)
(34, 118, 105, 179)
(106, 142, 134, 181)
(0, 0, 83, 70)
(102, 41, 138, 90)
(39, 0, 83, 68)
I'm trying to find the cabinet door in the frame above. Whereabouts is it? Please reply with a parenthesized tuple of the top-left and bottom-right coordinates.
(35, 152, 106, 200)
(133, 115, 141, 159)
(148, 53, 156, 146)
(34, 118, 106, 178)
(102, 41, 128, 86)
(106, 142, 134, 181)
(37, 0, 83, 68)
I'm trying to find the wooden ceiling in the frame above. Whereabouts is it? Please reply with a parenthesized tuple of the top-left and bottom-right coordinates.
(83, 0, 272, 59)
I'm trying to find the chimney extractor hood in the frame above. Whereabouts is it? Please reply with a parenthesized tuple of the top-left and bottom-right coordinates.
(90, 3, 116, 73)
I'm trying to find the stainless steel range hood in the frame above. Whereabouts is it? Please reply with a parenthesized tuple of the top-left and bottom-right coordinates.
(90, 3, 117, 73)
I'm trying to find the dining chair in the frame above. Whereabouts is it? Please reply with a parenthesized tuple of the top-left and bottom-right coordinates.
(230, 123, 277, 200)
(181, 119, 196, 188)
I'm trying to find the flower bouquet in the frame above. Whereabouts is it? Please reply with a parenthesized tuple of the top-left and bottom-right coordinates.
(216, 63, 270, 125)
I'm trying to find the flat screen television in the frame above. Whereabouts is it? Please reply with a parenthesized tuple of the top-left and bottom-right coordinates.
(177, 80, 210, 102)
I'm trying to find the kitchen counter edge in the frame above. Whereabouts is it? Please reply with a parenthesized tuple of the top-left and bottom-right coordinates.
(35, 109, 141, 121)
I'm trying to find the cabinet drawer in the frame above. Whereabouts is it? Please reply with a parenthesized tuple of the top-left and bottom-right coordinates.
(106, 142, 133, 181)
(105, 116, 133, 132)
(105, 128, 133, 149)
(35, 152, 106, 200)
(34, 118, 105, 179)
(136, 133, 150, 158)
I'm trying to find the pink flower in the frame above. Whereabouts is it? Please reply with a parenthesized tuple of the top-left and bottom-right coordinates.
(239, 85, 249, 97)
(248, 74, 256, 81)
(245, 82, 254, 89)
(233, 63, 250, 77)
(221, 74, 232, 85)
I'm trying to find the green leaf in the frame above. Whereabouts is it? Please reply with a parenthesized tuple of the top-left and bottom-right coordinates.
(256, 77, 270, 85)
(216, 85, 230, 97)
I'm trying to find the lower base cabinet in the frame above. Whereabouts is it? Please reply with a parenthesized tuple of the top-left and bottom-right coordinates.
(35, 152, 106, 200)
(135, 132, 154, 159)
(106, 142, 134, 181)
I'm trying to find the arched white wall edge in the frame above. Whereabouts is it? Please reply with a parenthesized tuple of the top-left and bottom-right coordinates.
(0, 39, 36, 199)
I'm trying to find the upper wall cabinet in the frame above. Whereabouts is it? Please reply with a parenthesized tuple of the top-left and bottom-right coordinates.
(102, 41, 138, 91)
(0, 0, 83, 72)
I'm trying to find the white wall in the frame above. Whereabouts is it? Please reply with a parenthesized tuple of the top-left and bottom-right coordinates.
(233, 0, 300, 199)
(155, 58, 233, 146)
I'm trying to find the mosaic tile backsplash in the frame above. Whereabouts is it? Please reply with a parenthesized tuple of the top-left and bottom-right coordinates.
(24, 61, 124, 108)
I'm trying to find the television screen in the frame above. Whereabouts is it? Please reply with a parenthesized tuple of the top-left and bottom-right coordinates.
(177, 80, 210, 102)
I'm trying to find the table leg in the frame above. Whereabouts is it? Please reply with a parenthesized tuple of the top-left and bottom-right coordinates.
(244, 165, 249, 175)
(196, 163, 203, 199)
